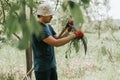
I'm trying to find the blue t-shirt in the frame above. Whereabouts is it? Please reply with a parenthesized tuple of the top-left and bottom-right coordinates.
(32, 22, 56, 72)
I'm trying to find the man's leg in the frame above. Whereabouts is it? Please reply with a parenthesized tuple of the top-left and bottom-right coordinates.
(50, 67, 58, 80)
(35, 70, 50, 80)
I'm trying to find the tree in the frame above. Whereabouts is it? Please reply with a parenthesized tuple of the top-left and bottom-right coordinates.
(0, 0, 40, 78)
(0, 0, 92, 79)
(82, 0, 110, 38)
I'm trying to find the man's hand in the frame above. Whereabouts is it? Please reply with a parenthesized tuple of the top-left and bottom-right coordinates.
(74, 30, 84, 38)
(67, 27, 72, 32)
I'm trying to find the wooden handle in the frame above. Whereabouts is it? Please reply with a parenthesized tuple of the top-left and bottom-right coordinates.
(58, 27, 67, 38)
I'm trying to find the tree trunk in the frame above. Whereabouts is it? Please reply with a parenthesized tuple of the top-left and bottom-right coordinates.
(26, 45, 32, 79)
(26, 0, 34, 78)
(21, 0, 33, 79)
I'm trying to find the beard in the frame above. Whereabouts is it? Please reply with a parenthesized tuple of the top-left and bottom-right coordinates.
(44, 19, 51, 23)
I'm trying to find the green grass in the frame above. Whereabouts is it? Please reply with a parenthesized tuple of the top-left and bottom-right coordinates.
(0, 30, 120, 80)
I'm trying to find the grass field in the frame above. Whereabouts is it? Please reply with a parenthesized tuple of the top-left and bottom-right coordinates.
(0, 29, 120, 80)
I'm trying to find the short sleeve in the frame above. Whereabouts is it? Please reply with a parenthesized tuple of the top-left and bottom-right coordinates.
(36, 24, 56, 41)
(48, 24, 56, 36)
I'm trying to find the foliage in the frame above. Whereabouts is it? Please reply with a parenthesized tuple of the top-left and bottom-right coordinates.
(0, 0, 92, 50)
(62, 1, 85, 28)
(84, 0, 110, 21)
(81, 0, 91, 4)
(68, 1, 84, 28)
(61, 1, 89, 57)
(56, 21, 120, 80)
(1, 0, 41, 49)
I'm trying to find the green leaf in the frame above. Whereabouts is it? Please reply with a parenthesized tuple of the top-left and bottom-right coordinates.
(17, 12, 31, 49)
(29, 15, 41, 36)
(73, 38, 80, 53)
(9, 19, 18, 33)
(11, 3, 20, 12)
(18, 36, 29, 50)
(18, 24, 31, 50)
(68, 1, 84, 29)
(81, 0, 91, 4)
(26, 0, 36, 8)
(5, 14, 19, 37)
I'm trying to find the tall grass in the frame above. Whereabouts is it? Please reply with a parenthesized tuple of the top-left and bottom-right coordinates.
(56, 29, 120, 80)
(0, 27, 120, 80)
(0, 38, 26, 80)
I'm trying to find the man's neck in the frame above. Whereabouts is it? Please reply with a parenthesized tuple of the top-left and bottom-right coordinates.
(39, 18, 46, 24)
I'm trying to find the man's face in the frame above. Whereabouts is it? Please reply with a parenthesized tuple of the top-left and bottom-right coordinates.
(42, 15, 53, 23)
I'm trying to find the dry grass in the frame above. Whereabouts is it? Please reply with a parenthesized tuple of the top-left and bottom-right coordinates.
(0, 27, 120, 80)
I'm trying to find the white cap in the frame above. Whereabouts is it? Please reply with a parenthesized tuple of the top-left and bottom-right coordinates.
(37, 2, 54, 16)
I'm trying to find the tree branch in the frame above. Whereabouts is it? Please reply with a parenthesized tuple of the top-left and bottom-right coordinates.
(13, 33, 21, 40)
(5, 0, 19, 17)
(0, 0, 6, 24)
(5, 0, 11, 7)
(55, 0, 59, 10)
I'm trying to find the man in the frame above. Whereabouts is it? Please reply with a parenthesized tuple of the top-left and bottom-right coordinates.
(32, 2, 84, 80)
